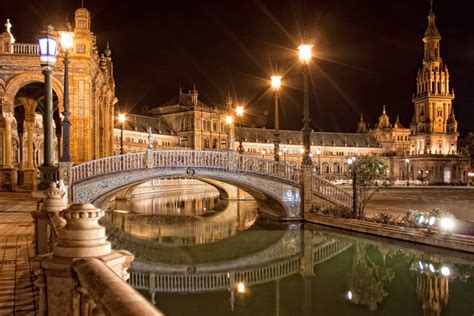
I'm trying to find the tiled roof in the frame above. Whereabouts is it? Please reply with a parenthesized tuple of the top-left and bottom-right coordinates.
(114, 114, 176, 135)
(235, 127, 380, 148)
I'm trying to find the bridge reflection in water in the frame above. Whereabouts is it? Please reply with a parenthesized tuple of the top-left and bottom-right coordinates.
(104, 181, 474, 315)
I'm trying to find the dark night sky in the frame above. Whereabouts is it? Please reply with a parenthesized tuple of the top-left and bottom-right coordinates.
(1, 0, 473, 133)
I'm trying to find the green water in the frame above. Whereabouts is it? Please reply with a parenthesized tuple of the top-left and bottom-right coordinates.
(105, 192, 474, 316)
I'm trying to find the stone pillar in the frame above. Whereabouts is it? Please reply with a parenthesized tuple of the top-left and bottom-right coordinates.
(1, 114, 16, 191)
(36, 182, 67, 255)
(34, 203, 134, 316)
(24, 121, 36, 190)
(301, 165, 313, 218)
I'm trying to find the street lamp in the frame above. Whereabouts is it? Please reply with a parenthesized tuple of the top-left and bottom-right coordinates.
(38, 25, 58, 190)
(59, 29, 74, 163)
(271, 74, 282, 162)
(298, 44, 313, 166)
(348, 157, 357, 219)
(118, 113, 126, 155)
(405, 158, 410, 187)
(235, 106, 244, 154)
(226, 115, 234, 152)
(316, 148, 321, 175)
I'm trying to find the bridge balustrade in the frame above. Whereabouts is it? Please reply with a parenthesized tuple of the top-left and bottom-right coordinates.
(72, 152, 146, 182)
(313, 172, 352, 209)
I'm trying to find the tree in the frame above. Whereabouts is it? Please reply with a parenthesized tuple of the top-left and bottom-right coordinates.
(459, 132, 474, 157)
(352, 156, 391, 219)
(348, 243, 395, 311)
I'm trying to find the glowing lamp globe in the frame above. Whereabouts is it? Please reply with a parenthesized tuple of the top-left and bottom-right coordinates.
(271, 75, 282, 90)
(38, 26, 58, 68)
(236, 106, 244, 117)
(225, 115, 233, 125)
(298, 44, 313, 63)
(118, 113, 126, 123)
(60, 31, 74, 50)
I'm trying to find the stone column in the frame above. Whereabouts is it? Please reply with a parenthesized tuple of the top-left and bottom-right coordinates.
(24, 121, 36, 190)
(34, 203, 134, 316)
(1, 114, 17, 191)
(301, 165, 313, 218)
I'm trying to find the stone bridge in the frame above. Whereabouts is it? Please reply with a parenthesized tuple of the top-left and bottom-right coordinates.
(70, 150, 353, 220)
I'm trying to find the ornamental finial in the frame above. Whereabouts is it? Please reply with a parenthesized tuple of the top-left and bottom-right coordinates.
(4, 19, 15, 43)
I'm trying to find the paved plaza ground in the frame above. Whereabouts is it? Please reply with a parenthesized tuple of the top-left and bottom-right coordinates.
(364, 187, 474, 222)
(0, 193, 37, 315)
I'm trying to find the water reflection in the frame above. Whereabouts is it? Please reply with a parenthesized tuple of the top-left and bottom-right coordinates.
(104, 188, 474, 315)
(108, 192, 257, 246)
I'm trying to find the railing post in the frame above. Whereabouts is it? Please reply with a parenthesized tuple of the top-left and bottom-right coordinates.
(34, 203, 135, 316)
(301, 164, 313, 219)
(35, 182, 67, 255)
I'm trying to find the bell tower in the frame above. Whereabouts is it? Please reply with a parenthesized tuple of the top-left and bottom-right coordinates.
(410, 1, 458, 155)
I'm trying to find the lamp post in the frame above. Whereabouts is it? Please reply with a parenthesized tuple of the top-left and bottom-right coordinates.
(271, 74, 282, 162)
(348, 157, 357, 219)
(118, 113, 126, 155)
(405, 158, 410, 187)
(236, 106, 244, 154)
(226, 115, 234, 152)
(38, 25, 58, 190)
(316, 148, 321, 175)
(298, 44, 313, 167)
(59, 30, 73, 163)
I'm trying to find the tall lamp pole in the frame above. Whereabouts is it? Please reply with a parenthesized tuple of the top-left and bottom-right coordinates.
(405, 158, 410, 187)
(348, 157, 357, 219)
(118, 113, 126, 155)
(271, 74, 282, 162)
(226, 115, 234, 153)
(59, 30, 74, 162)
(37, 25, 58, 190)
(236, 106, 244, 154)
(316, 148, 321, 175)
(298, 44, 313, 166)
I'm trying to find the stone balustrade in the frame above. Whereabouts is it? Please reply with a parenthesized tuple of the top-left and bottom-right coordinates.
(34, 195, 162, 315)
(73, 258, 161, 316)
(12, 43, 39, 55)
(313, 172, 353, 210)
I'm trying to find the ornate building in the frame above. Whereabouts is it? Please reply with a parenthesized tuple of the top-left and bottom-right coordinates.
(0, 7, 116, 190)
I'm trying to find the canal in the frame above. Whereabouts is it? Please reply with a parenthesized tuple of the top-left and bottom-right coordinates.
(103, 178, 474, 315)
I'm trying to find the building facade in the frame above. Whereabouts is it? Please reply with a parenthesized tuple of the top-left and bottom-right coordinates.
(0, 7, 116, 190)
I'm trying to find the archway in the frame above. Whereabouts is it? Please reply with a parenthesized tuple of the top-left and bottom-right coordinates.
(10, 81, 61, 189)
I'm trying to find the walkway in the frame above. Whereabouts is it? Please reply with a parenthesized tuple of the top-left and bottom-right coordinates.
(365, 187, 474, 222)
(0, 193, 37, 315)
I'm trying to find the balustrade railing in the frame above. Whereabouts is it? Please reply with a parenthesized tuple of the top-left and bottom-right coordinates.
(313, 172, 353, 209)
(73, 258, 161, 315)
(72, 152, 145, 182)
(12, 43, 39, 55)
(72, 150, 302, 184)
